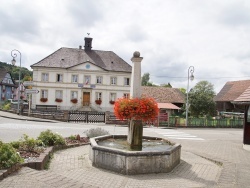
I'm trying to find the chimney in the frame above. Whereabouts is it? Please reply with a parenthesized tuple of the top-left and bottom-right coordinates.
(84, 37, 93, 51)
(79, 45, 82, 49)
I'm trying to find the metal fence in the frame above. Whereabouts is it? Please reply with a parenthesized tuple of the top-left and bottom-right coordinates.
(68, 111, 105, 123)
(168, 117, 243, 128)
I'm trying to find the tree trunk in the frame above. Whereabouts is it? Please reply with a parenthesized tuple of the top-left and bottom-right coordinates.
(127, 119, 143, 150)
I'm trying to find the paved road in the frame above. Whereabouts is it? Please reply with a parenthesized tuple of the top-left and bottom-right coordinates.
(0, 112, 250, 187)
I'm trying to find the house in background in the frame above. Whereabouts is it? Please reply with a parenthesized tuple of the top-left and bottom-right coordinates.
(13, 82, 27, 100)
(30, 36, 132, 111)
(214, 80, 250, 113)
(0, 67, 17, 103)
(141, 86, 185, 116)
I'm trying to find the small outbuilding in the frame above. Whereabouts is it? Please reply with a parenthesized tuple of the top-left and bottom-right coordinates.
(233, 86, 250, 150)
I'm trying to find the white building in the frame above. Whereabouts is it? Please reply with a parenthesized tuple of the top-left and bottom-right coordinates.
(30, 37, 132, 112)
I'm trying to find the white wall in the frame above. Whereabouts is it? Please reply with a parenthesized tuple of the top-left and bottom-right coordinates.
(31, 66, 131, 111)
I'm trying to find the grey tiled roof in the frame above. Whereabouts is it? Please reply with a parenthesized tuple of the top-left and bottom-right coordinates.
(141, 86, 185, 103)
(31, 48, 132, 72)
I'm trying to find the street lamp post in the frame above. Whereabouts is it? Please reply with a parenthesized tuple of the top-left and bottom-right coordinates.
(11, 49, 22, 115)
(185, 66, 194, 127)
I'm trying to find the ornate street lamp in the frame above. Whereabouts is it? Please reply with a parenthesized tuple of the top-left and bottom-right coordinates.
(11, 49, 21, 115)
(185, 66, 194, 127)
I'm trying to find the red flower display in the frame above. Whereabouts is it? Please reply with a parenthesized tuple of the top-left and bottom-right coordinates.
(40, 98, 48, 102)
(109, 100, 115, 105)
(95, 99, 102, 105)
(55, 98, 62, 102)
(114, 98, 159, 122)
(71, 98, 78, 103)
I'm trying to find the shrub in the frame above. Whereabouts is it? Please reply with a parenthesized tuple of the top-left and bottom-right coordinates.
(0, 143, 23, 169)
(37, 130, 65, 146)
(10, 141, 21, 149)
(2, 103, 11, 110)
(10, 135, 45, 153)
(69, 135, 76, 140)
(84, 127, 110, 138)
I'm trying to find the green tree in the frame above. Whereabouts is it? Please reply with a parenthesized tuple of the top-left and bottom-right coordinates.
(141, 73, 150, 86)
(141, 73, 157, 86)
(0, 62, 32, 81)
(179, 88, 186, 95)
(161, 83, 172, 88)
(188, 81, 216, 117)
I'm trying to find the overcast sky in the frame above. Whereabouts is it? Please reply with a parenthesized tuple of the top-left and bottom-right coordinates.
(1, 0, 250, 93)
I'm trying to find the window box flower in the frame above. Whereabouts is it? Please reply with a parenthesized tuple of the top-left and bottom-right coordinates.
(40, 98, 48, 102)
(109, 100, 115, 105)
(71, 98, 78, 104)
(95, 99, 102, 105)
(55, 98, 62, 103)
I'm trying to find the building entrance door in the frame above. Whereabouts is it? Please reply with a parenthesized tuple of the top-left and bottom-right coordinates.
(83, 92, 90, 106)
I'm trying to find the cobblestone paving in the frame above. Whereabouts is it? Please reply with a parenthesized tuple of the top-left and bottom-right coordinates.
(0, 146, 222, 188)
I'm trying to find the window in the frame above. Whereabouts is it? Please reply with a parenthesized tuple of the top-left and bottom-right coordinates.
(110, 93, 116, 101)
(55, 90, 63, 99)
(124, 78, 130, 86)
(72, 75, 78, 83)
(2, 85, 5, 90)
(42, 73, 49, 82)
(57, 74, 63, 82)
(96, 76, 102, 84)
(71, 91, 78, 99)
(123, 93, 130, 99)
(84, 75, 91, 85)
(110, 77, 117, 85)
(96, 92, 102, 100)
(41, 90, 48, 98)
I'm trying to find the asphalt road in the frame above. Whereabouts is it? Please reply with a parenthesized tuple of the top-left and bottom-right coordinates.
(0, 116, 243, 144)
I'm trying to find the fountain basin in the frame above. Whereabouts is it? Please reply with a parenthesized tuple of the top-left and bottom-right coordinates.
(89, 135, 181, 175)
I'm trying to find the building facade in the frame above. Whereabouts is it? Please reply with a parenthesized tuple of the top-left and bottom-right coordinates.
(30, 37, 132, 112)
(0, 67, 17, 103)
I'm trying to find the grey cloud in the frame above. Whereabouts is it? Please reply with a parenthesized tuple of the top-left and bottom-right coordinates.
(66, 0, 103, 27)
(125, 25, 148, 42)
(0, 3, 40, 41)
(219, 3, 250, 27)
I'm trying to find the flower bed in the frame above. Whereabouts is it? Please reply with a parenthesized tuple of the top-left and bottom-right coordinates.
(0, 130, 90, 181)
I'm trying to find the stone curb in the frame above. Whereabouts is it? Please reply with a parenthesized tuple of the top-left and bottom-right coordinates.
(0, 142, 89, 181)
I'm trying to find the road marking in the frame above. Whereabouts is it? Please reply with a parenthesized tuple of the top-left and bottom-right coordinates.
(150, 129, 204, 141)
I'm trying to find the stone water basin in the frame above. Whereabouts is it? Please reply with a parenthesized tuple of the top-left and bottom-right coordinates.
(89, 135, 181, 175)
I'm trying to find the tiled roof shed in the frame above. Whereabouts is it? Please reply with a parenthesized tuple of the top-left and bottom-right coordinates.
(233, 86, 250, 104)
(214, 80, 250, 102)
(31, 47, 132, 73)
(141, 86, 185, 104)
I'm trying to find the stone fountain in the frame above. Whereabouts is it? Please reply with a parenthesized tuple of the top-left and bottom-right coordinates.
(89, 52, 181, 175)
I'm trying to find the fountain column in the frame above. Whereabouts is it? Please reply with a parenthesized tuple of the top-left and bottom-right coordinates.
(127, 51, 143, 150)
(130, 51, 143, 98)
